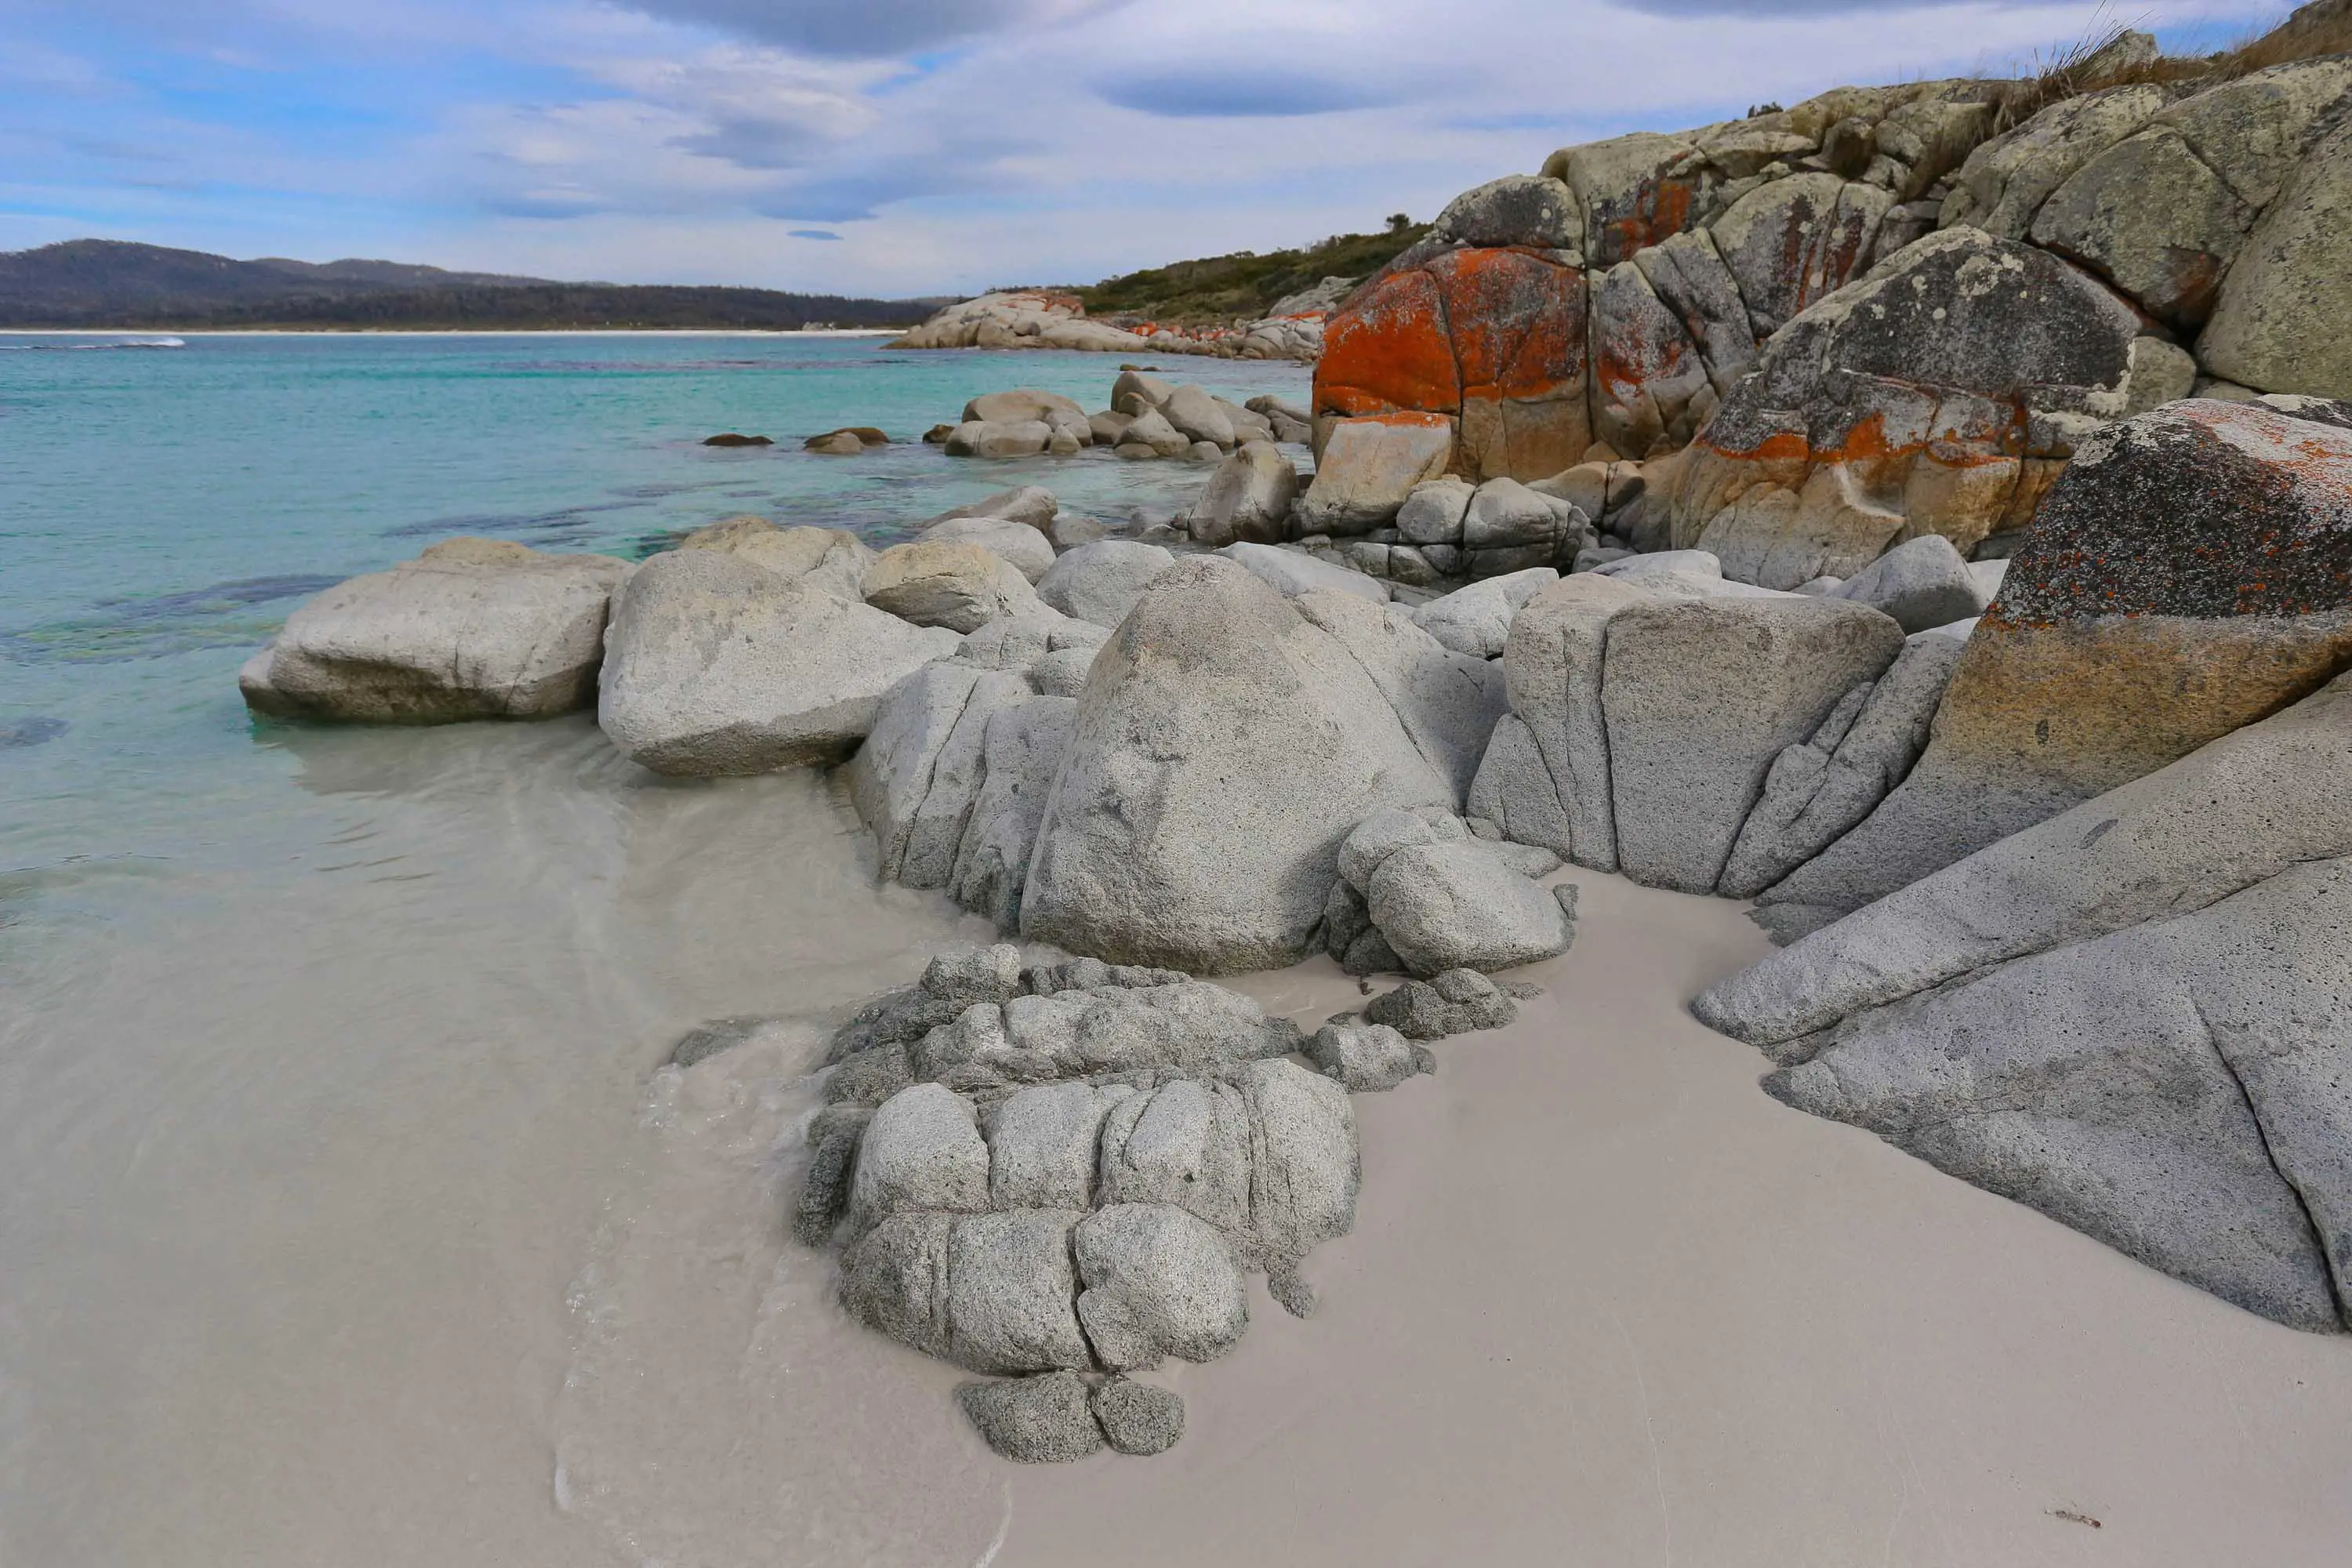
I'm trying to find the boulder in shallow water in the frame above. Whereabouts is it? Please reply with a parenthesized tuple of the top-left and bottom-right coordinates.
(1187, 441, 1301, 547)
(240, 538, 630, 724)
(594, 547, 957, 775)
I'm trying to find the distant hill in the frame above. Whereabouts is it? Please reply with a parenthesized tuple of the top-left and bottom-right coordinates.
(1065, 218, 1432, 325)
(0, 240, 949, 330)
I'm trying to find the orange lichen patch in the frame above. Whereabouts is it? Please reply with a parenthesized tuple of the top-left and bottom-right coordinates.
(1595, 177, 1697, 268)
(1427, 249, 1588, 405)
(1312, 268, 1461, 419)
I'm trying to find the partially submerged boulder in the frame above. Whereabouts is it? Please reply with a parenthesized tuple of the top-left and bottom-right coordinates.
(240, 539, 630, 723)
(594, 547, 957, 775)
(1187, 441, 1301, 546)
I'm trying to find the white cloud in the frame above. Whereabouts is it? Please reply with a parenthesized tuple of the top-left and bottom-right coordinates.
(0, 0, 2299, 292)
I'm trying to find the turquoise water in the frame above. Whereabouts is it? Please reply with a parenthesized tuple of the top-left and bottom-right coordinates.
(0, 331, 1308, 870)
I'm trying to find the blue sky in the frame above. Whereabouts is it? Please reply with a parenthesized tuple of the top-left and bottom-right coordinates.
(0, 0, 2296, 298)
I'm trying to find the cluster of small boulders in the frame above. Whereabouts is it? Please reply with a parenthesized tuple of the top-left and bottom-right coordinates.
(681, 942, 1528, 1462)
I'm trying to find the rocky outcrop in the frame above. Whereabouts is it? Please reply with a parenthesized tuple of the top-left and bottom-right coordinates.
(891, 289, 1331, 364)
(239, 539, 630, 723)
(1310, 59, 2350, 596)
(1695, 672, 2352, 1334)
(1664, 228, 2143, 586)
(1761, 397, 2352, 918)
(597, 547, 959, 775)
(863, 541, 1046, 633)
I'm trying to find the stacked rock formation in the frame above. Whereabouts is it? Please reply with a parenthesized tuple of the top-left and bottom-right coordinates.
(936, 372, 1306, 463)
(750, 944, 1520, 1461)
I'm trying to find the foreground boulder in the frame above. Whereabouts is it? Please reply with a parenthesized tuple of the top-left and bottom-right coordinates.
(1019, 557, 1459, 971)
(241, 539, 630, 723)
(597, 547, 956, 775)
(1694, 672, 2352, 1333)
(1761, 398, 2352, 918)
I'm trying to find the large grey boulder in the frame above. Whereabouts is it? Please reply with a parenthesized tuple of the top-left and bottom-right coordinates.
(1296, 416, 1455, 536)
(1429, 172, 1581, 249)
(964, 389, 1086, 426)
(930, 485, 1059, 533)
(1116, 407, 1191, 459)
(1365, 840, 1573, 976)
(1461, 477, 1590, 575)
(1073, 1203, 1249, 1369)
(896, 670, 1032, 889)
(1697, 668, 2352, 1051)
(1187, 441, 1300, 547)
(1161, 385, 1237, 450)
(240, 539, 630, 723)
(1236, 1058, 1359, 1269)
(1091, 1378, 1183, 1455)
(944, 419, 1054, 459)
(917, 514, 1055, 583)
(1305, 1021, 1428, 1092)
(1409, 568, 1559, 659)
(1216, 542, 1390, 603)
(1035, 541, 1175, 628)
(1290, 591, 1508, 804)
(986, 1081, 1125, 1210)
(1020, 557, 1453, 971)
(1465, 713, 1576, 858)
(849, 663, 989, 880)
(1602, 596, 1906, 892)
(1828, 534, 1988, 633)
(1716, 633, 1965, 899)
(596, 548, 957, 775)
(2199, 112, 2352, 399)
(865, 541, 1046, 633)
(1762, 855, 2352, 1334)
(674, 516, 873, 601)
(947, 1208, 1092, 1374)
(1097, 1078, 1252, 1236)
(1396, 477, 1475, 546)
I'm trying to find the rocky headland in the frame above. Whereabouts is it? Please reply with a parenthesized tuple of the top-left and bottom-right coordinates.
(240, 7, 2352, 1461)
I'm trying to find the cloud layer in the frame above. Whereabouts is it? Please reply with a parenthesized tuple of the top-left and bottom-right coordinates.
(0, 0, 2295, 297)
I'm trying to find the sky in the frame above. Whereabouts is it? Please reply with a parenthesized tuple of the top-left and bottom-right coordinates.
(0, 0, 2299, 299)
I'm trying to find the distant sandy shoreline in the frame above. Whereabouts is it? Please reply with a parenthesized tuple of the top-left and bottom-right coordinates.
(0, 327, 908, 339)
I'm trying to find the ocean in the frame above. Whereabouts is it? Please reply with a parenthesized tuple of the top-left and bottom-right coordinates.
(0, 331, 1306, 1565)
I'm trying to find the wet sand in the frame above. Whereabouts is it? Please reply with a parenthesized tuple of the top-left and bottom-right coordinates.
(4, 718, 2348, 1566)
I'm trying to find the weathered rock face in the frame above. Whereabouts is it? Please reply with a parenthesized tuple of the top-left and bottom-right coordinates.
(2198, 110, 2352, 399)
(1019, 558, 1458, 972)
(1696, 673, 2352, 1333)
(1763, 398, 2352, 916)
(1666, 228, 2144, 584)
(240, 539, 630, 723)
(916, 514, 1055, 583)
(676, 516, 874, 601)
(595, 548, 959, 775)
(1602, 597, 1906, 892)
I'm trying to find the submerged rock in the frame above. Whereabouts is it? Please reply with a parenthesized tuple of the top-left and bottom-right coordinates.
(240, 539, 630, 724)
